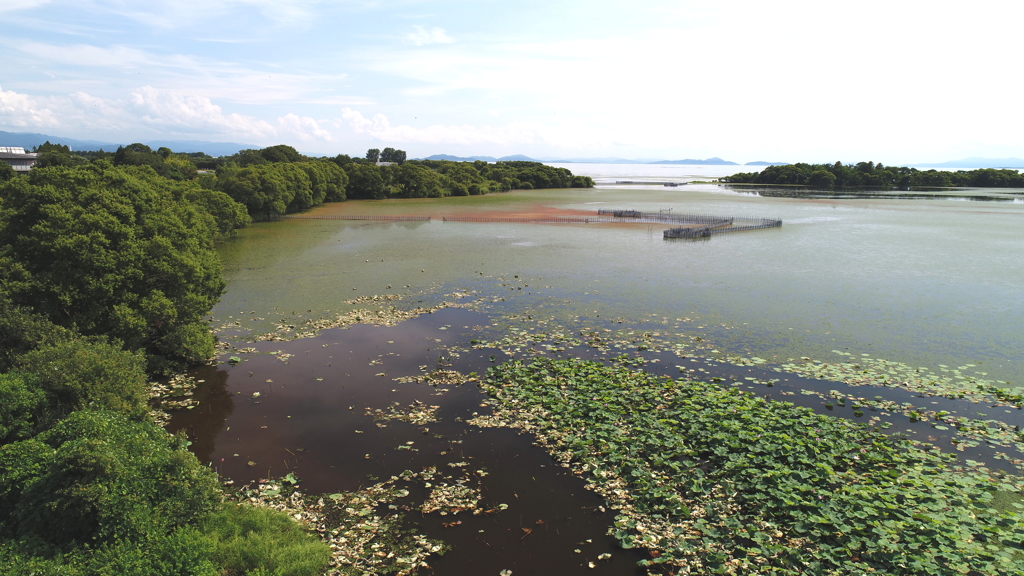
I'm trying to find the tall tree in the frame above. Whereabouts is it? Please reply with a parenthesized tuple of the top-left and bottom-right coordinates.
(365, 148, 380, 162)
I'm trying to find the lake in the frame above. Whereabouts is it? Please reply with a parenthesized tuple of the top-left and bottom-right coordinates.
(171, 163, 1024, 574)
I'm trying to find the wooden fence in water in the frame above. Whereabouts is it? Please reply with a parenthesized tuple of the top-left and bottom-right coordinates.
(281, 210, 782, 239)
(663, 217, 782, 239)
(281, 214, 432, 222)
(440, 215, 600, 224)
(598, 209, 730, 225)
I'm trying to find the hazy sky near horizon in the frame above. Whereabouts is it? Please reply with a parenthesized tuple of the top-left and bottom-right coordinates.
(1, 0, 1020, 163)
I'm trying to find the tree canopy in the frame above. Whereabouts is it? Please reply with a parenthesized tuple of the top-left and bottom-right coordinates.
(724, 161, 1024, 190)
(216, 160, 347, 219)
(0, 162, 227, 370)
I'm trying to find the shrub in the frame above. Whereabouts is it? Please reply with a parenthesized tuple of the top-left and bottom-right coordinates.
(16, 337, 149, 424)
(0, 373, 46, 444)
(0, 410, 220, 550)
(0, 298, 73, 372)
(201, 504, 330, 576)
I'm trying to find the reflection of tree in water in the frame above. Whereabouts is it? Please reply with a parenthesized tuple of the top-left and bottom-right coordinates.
(166, 365, 234, 465)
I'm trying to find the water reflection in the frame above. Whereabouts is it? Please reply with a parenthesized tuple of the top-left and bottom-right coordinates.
(167, 366, 233, 466)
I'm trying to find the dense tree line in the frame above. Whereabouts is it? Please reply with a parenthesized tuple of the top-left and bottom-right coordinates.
(0, 161, 328, 573)
(214, 160, 348, 220)
(723, 161, 1024, 190)
(330, 156, 593, 199)
(24, 143, 594, 210)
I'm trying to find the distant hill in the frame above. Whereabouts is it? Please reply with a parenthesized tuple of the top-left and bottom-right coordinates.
(649, 157, 739, 165)
(142, 140, 255, 157)
(745, 161, 789, 166)
(913, 157, 1024, 169)
(0, 130, 254, 156)
(423, 154, 494, 162)
(421, 154, 538, 162)
(538, 156, 664, 164)
(0, 130, 121, 152)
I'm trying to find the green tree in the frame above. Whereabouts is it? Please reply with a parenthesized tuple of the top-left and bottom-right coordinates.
(0, 162, 225, 371)
(113, 144, 196, 181)
(219, 163, 311, 219)
(0, 298, 73, 372)
(0, 373, 45, 445)
(0, 410, 220, 551)
(260, 145, 305, 163)
(393, 163, 446, 198)
(182, 185, 252, 239)
(229, 149, 269, 167)
(15, 337, 149, 425)
(0, 163, 15, 183)
(365, 148, 380, 162)
(342, 163, 386, 199)
(807, 169, 836, 190)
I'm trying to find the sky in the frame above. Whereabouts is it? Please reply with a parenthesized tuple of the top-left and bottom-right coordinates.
(1, 0, 1021, 164)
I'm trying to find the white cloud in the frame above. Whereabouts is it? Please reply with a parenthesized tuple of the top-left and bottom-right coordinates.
(340, 108, 538, 146)
(405, 25, 454, 46)
(0, 85, 340, 145)
(277, 113, 334, 142)
(0, 85, 61, 127)
(127, 86, 277, 138)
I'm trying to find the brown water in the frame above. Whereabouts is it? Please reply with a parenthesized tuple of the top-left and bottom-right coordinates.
(172, 309, 652, 574)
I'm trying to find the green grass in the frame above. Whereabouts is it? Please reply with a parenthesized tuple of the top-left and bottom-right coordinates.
(201, 504, 330, 576)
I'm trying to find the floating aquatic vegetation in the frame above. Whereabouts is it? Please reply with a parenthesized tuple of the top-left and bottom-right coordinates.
(345, 294, 403, 305)
(475, 357, 1024, 575)
(767, 351, 1021, 406)
(254, 302, 469, 342)
(226, 474, 447, 576)
(420, 478, 481, 516)
(393, 369, 477, 388)
(149, 373, 202, 425)
(366, 400, 441, 426)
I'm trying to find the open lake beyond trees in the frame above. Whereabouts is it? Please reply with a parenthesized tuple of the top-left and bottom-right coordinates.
(166, 163, 1024, 575)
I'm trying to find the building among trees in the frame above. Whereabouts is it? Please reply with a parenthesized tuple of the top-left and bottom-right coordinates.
(0, 147, 38, 172)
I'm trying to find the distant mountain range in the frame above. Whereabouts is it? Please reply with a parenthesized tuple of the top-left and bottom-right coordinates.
(421, 154, 536, 162)
(423, 154, 766, 165)
(649, 157, 738, 165)
(0, 130, 255, 157)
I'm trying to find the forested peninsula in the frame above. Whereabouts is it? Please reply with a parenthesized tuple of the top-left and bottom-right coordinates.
(723, 161, 1024, 190)
(0, 142, 591, 574)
